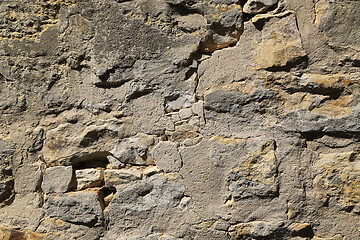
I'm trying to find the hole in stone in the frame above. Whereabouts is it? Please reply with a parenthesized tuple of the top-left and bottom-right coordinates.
(71, 152, 111, 170)
(99, 186, 117, 210)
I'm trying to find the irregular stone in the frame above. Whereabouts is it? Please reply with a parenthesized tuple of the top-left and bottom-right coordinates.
(104, 169, 142, 187)
(14, 163, 43, 194)
(37, 218, 102, 240)
(143, 166, 161, 177)
(43, 192, 103, 225)
(151, 141, 182, 173)
(178, 108, 193, 120)
(0, 193, 44, 231)
(108, 175, 185, 212)
(165, 94, 196, 112)
(214, 219, 230, 231)
(291, 223, 314, 238)
(243, 0, 278, 14)
(75, 169, 103, 190)
(175, 14, 207, 32)
(0, 226, 56, 240)
(228, 140, 279, 200)
(42, 166, 74, 194)
(251, 14, 307, 70)
(313, 150, 360, 209)
(107, 155, 125, 169)
(229, 221, 283, 239)
(315, 0, 360, 50)
(110, 133, 156, 165)
(201, 4, 243, 52)
(42, 122, 119, 165)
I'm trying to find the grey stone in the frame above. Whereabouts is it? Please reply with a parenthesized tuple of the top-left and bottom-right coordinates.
(43, 192, 103, 225)
(14, 163, 43, 194)
(152, 141, 182, 173)
(42, 166, 74, 194)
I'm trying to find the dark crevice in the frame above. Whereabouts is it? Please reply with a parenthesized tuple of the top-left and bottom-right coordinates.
(285, 86, 343, 100)
(125, 88, 153, 102)
(299, 131, 360, 141)
(265, 55, 309, 72)
(71, 152, 111, 169)
(168, 2, 202, 16)
(95, 79, 129, 89)
(98, 67, 117, 82)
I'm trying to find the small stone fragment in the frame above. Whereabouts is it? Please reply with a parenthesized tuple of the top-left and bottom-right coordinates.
(41, 166, 74, 194)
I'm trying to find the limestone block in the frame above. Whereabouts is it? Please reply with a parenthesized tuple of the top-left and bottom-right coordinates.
(104, 169, 142, 187)
(14, 163, 43, 194)
(75, 168, 103, 190)
(43, 192, 102, 224)
(42, 166, 73, 194)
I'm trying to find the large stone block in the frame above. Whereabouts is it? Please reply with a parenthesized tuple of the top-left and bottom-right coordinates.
(42, 166, 74, 194)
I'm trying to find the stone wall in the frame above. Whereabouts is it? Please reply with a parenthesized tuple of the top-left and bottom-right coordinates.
(0, 0, 359, 239)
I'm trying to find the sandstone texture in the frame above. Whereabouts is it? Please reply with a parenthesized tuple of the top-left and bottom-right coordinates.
(0, 0, 359, 239)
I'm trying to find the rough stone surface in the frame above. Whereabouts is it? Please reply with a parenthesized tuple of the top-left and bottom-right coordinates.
(43, 192, 102, 225)
(152, 141, 182, 173)
(75, 168, 103, 190)
(42, 166, 73, 194)
(0, 0, 359, 239)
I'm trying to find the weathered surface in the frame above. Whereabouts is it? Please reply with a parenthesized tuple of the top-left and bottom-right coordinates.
(42, 166, 74, 194)
(43, 192, 102, 225)
(0, 0, 359, 239)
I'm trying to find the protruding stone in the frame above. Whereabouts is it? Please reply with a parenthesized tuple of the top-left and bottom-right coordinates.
(42, 166, 73, 194)
(243, 0, 278, 14)
(151, 141, 182, 173)
(75, 168, 103, 190)
(110, 133, 155, 165)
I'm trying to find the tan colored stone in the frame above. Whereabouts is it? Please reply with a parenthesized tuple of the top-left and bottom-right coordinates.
(229, 140, 279, 200)
(75, 168, 104, 190)
(104, 169, 142, 187)
(252, 15, 306, 69)
(0, 226, 56, 240)
(313, 151, 360, 209)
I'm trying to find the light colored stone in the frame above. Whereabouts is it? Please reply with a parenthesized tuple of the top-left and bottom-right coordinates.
(178, 108, 193, 120)
(42, 166, 73, 194)
(251, 14, 306, 69)
(151, 141, 182, 173)
(143, 166, 161, 177)
(313, 150, 360, 210)
(229, 221, 283, 239)
(104, 169, 142, 187)
(228, 140, 279, 200)
(110, 133, 155, 165)
(107, 155, 124, 169)
(243, 0, 278, 14)
(75, 168, 103, 190)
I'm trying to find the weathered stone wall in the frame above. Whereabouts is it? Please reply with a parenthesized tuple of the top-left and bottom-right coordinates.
(0, 0, 359, 239)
